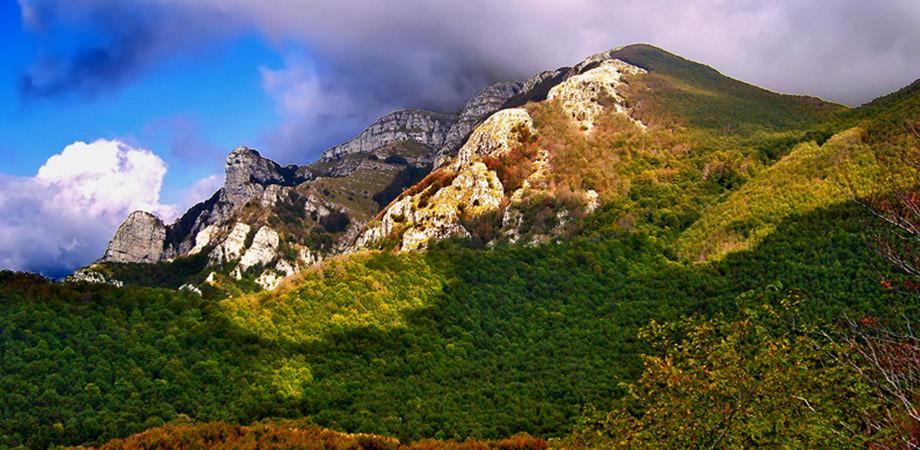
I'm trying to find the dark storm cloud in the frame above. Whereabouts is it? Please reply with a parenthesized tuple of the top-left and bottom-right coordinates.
(18, 0, 233, 99)
(20, 31, 150, 98)
(16, 0, 920, 160)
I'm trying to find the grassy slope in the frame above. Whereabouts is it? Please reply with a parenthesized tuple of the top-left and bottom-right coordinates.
(675, 127, 883, 261)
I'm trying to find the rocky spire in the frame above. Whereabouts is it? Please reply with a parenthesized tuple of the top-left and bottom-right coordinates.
(101, 211, 168, 263)
(222, 146, 301, 207)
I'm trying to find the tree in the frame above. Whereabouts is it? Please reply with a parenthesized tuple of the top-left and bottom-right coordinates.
(838, 121, 920, 448)
(561, 289, 881, 449)
(859, 120, 920, 286)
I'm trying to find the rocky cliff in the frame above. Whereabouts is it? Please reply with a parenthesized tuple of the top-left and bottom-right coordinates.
(101, 211, 167, 263)
(321, 80, 526, 167)
(357, 53, 648, 251)
(319, 109, 458, 161)
(87, 46, 654, 291)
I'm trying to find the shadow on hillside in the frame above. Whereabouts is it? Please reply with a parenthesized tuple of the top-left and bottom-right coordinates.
(1, 201, 908, 448)
(217, 200, 908, 442)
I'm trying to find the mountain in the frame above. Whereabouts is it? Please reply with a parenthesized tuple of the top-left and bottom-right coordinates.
(3, 44, 919, 448)
(73, 80, 527, 291)
(79, 44, 844, 292)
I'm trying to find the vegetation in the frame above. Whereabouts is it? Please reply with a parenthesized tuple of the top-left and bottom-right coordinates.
(560, 291, 887, 449)
(2, 194, 911, 447)
(88, 419, 545, 450)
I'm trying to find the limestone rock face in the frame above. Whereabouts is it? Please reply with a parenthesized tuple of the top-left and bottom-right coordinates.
(323, 82, 523, 168)
(223, 146, 300, 208)
(320, 110, 458, 160)
(238, 226, 280, 272)
(460, 81, 524, 119)
(436, 81, 525, 166)
(547, 59, 646, 131)
(453, 108, 535, 168)
(92, 46, 652, 289)
(101, 211, 167, 263)
(358, 109, 534, 251)
(188, 225, 219, 255)
(209, 222, 251, 263)
(65, 267, 124, 287)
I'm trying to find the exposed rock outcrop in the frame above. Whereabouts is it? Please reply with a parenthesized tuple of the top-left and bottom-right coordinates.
(547, 59, 646, 131)
(101, 211, 167, 263)
(209, 222, 251, 263)
(324, 81, 524, 169)
(320, 110, 458, 161)
(358, 109, 535, 251)
(357, 50, 651, 252)
(223, 146, 302, 208)
(65, 267, 124, 287)
(237, 226, 280, 273)
(91, 45, 654, 290)
(438, 81, 525, 160)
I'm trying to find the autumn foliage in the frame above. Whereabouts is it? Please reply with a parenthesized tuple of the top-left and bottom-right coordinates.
(84, 420, 546, 450)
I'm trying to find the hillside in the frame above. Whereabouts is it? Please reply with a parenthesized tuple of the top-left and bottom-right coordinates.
(1, 44, 919, 448)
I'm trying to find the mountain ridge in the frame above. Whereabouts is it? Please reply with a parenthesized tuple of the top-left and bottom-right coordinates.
(81, 43, 894, 293)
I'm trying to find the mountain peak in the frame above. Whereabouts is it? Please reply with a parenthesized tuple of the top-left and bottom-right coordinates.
(100, 211, 166, 264)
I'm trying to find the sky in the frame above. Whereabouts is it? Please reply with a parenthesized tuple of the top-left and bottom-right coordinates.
(2, 0, 920, 277)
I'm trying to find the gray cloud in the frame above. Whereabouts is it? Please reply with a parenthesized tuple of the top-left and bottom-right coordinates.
(17, 0, 920, 161)
(143, 115, 226, 169)
(18, 0, 234, 99)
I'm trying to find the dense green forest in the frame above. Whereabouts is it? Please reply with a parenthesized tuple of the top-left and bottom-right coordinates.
(1, 199, 912, 448)
(1, 44, 919, 448)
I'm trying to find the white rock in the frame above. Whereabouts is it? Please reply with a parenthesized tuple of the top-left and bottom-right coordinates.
(65, 268, 123, 287)
(256, 270, 283, 291)
(585, 189, 600, 213)
(548, 59, 646, 131)
(276, 259, 297, 277)
(179, 283, 202, 296)
(238, 226, 280, 272)
(453, 108, 535, 169)
(298, 247, 320, 267)
(189, 225, 219, 255)
(209, 222, 251, 263)
(101, 211, 167, 263)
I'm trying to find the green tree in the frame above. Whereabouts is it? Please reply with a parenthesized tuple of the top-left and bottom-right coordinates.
(563, 289, 881, 449)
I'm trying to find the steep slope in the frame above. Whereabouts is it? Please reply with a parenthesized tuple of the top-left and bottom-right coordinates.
(81, 82, 525, 291)
(607, 44, 843, 133)
(676, 128, 879, 261)
(85, 45, 848, 291)
(359, 45, 845, 251)
(677, 79, 920, 262)
(319, 81, 524, 164)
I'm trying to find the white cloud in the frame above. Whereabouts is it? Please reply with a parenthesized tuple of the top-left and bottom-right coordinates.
(180, 173, 223, 209)
(0, 139, 175, 277)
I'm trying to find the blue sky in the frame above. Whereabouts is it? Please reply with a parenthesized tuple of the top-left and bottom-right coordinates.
(0, 2, 282, 206)
(2, 0, 919, 276)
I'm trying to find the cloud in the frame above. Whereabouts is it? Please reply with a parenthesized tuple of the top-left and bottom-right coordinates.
(0, 139, 175, 277)
(16, 0, 920, 159)
(257, 58, 392, 162)
(143, 115, 226, 168)
(17, 0, 233, 99)
(179, 173, 223, 209)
